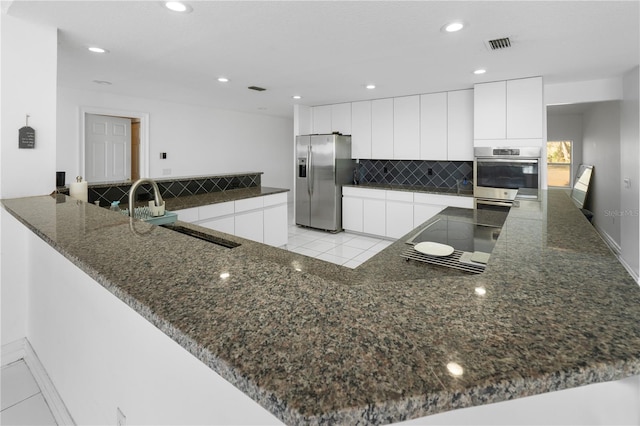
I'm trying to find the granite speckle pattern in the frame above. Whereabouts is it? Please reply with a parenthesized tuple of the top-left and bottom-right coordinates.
(3, 189, 640, 425)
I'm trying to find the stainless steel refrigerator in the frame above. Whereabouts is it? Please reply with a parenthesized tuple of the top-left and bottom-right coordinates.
(295, 134, 354, 232)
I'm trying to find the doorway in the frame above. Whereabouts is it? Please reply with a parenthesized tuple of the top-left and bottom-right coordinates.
(79, 107, 149, 183)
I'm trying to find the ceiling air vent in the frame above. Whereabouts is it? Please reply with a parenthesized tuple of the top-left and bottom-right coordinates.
(485, 37, 511, 51)
(248, 86, 266, 92)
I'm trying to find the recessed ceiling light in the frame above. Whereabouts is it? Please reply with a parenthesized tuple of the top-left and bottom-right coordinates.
(88, 46, 108, 54)
(165, 1, 192, 13)
(443, 22, 464, 32)
(366, 84, 376, 90)
(292, 95, 302, 100)
(474, 69, 487, 75)
(217, 77, 229, 83)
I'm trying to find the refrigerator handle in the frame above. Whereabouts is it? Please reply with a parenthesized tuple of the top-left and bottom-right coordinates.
(308, 145, 313, 195)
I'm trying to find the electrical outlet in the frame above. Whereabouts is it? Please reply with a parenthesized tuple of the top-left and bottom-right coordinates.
(428, 168, 433, 176)
(162, 168, 171, 176)
(383, 166, 388, 173)
(160, 152, 167, 159)
(624, 178, 631, 189)
(117, 407, 126, 426)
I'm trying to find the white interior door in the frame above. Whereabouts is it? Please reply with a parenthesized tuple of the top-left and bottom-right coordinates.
(85, 114, 131, 183)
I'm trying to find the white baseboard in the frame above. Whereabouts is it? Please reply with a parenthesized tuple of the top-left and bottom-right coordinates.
(2, 338, 75, 425)
(594, 225, 639, 285)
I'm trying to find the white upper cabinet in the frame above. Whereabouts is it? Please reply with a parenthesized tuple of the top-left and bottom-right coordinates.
(506, 77, 543, 139)
(311, 103, 351, 135)
(474, 76, 543, 146)
(393, 95, 420, 160)
(351, 101, 372, 159)
(331, 103, 352, 135)
(312, 105, 332, 134)
(420, 92, 448, 161)
(447, 89, 474, 161)
(371, 98, 394, 159)
(474, 81, 507, 140)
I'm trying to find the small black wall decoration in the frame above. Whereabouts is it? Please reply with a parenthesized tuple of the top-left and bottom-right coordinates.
(19, 115, 35, 149)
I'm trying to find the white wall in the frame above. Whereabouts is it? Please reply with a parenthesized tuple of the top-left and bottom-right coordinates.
(619, 66, 639, 279)
(0, 209, 30, 345)
(546, 113, 584, 182)
(0, 14, 57, 198)
(545, 77, 623, 106)
(582, 101, 622, 246)
(57, 87, 293, 192)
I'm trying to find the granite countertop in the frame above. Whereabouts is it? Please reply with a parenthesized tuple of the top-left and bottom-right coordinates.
(344, 182, 474, 197)
(3, 190, 640, 425)
(161, 186, 288, 211)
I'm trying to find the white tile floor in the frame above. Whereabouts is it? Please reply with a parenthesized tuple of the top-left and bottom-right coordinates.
(286, 225, 393, 268)
(1, 360, 57, 425)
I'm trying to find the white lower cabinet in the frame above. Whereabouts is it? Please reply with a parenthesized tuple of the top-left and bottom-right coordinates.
(199, 216, 235, 235)
(174, 192, 288, 247)
(342, 196, 363, 233)
(263, 204, 287, 247)
(235, 210, 264, 243)
(385, 190, 414, 239)
(363, 199, 386, 236)
(342, 187, 472, 239)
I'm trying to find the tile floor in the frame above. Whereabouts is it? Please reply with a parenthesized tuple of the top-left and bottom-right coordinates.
(1, 360, 57, 425)
(285, 224, 393, 268)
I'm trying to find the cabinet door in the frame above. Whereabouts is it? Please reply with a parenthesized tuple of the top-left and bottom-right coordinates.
(363, 198, 385, 236)
(506, 77, 543, 139)
(264, 204, 288, 247)
(420, 92, 448, 161)
(199, 201, 234, 221)
(312, 105, 332, 134)
(448, 89, 474, 161)
(393, 95, 420, 160)
(386, 201, 414, 239)
(351, 101, 372, 159)
(371, 98, 394, 159)
(474, 81, 506, 140)
(234, 210, 264, 243)
(342, 196, 363, 233)
(199, 216, 235, 235)
(331, 103, 351, 135)
(413, 204, 445, 228)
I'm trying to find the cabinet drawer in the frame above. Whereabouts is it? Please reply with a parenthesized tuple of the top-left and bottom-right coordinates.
(199, 201, 234, 220)
(235, 196, 264, 213)
(262, 192, 287, 207)
(174, 207, 199, 223)
(414, 192, 473, 209)
(385, 190, 413, 202)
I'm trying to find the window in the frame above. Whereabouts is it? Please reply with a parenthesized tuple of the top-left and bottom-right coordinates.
(547, 141, 572, 187)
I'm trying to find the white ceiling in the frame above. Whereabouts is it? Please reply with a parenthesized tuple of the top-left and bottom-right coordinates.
(7, 0, 639, 118)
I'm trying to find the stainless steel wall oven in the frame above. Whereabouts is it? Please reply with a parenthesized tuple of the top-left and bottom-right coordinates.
(473, 147, 541, 206)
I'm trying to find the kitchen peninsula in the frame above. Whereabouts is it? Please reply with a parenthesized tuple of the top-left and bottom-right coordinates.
(2, 189, 640, 425)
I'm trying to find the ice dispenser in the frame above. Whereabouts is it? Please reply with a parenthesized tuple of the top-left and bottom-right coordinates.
(298, 157, 307, 178)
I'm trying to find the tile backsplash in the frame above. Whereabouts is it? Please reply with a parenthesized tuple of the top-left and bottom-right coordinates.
(357, 160, 473, 189)
(87, 173, 261, 206)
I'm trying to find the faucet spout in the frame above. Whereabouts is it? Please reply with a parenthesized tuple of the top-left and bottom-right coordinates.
(128, 178, 164, 218)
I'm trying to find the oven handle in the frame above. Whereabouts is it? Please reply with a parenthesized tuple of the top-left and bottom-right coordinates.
(475, 158, 539, 164)
(476, 199, 515, 207)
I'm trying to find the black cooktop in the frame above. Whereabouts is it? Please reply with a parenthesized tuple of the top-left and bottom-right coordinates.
(406, 208, 507, 254)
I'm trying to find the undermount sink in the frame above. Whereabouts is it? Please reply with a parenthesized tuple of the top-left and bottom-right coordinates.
(160, 224, 240, 249)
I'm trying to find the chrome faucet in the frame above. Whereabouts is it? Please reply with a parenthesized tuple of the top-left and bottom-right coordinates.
(128, 178, 164, 218)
